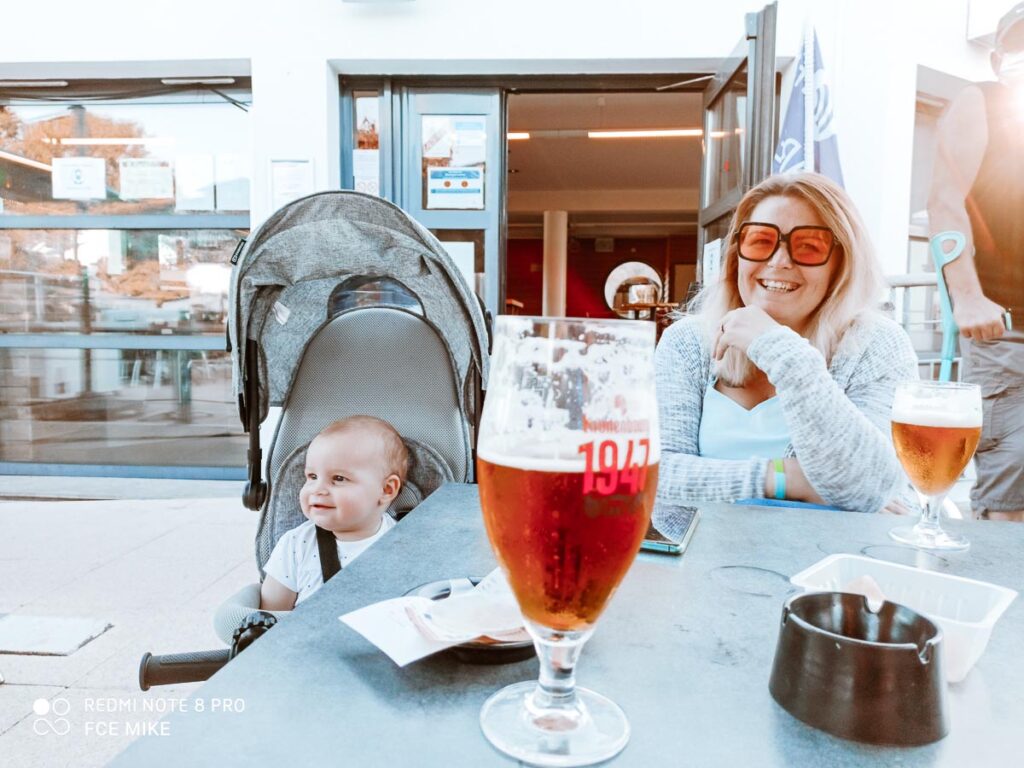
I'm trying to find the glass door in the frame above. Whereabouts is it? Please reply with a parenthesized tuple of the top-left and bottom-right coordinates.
(396, 89, 504, 319)
(698, 2, 778, 278)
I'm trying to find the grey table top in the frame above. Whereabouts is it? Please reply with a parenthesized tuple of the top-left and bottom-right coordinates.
(112, 484, 1024, 767)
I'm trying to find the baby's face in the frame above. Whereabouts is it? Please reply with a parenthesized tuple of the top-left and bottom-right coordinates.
(299, 430, 392, 539)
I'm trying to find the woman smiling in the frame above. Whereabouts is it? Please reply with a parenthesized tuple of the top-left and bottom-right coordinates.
(655, 172, 918, 514)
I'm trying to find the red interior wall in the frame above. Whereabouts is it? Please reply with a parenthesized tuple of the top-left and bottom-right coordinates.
(505, 239, 544, 315)
(505, 235, 696, 317)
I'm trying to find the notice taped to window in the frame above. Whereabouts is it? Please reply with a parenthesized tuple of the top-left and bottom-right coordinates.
(426, 167, 484, 210)
(52, 157, 106, 200)
(119, 158, 174, 200)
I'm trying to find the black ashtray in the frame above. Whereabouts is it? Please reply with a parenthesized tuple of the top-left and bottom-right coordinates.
(769, 591, 948, 745)
(404, 578, 535, 666)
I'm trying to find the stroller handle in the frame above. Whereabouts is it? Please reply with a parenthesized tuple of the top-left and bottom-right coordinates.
(138, 610, 277, 691)
(138, 650, 230, 691)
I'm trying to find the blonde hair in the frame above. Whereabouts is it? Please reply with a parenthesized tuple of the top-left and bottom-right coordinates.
(318, 415, 409, 482)
(692, 172, 887, 385)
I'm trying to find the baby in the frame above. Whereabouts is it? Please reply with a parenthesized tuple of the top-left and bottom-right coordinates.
(260, 415, 408, 610)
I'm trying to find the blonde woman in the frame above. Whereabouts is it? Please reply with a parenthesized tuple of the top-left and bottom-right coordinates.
(655, 172, 918, 516)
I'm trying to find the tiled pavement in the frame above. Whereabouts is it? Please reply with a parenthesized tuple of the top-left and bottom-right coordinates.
(0, 489, 257, 768)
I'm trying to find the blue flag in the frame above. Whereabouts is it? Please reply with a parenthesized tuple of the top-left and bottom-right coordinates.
(772, 28, 844, 187)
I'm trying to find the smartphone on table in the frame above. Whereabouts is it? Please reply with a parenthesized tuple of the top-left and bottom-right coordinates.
(641, 505, 700, 555)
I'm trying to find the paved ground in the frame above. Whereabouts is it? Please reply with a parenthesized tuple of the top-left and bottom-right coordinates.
(0, 476, 244, 502)
(0, 489, 258, 768)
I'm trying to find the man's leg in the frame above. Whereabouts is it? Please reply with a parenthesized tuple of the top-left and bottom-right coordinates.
(970, 386, 1024, 519)
(962, 333, 1024, 521)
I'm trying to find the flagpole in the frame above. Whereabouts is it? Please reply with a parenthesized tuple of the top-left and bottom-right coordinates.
(803, 23, 815, 172)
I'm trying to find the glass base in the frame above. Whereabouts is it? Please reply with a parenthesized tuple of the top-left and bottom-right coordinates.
(480, 681, 629, 767)
(890, 523, 970, 552)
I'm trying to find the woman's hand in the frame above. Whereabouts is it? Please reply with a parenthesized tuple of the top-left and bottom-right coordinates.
(713, 306, 780, 360)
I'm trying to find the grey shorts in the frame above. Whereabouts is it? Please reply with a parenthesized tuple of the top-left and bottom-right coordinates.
(962, 330, 1024, 516)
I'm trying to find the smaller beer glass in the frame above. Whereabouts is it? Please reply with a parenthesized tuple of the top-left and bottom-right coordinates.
(477, 316, 659, 767)
(890, 381, 982, 551)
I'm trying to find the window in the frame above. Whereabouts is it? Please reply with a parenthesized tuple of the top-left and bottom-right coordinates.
(0, 81, 251, 477)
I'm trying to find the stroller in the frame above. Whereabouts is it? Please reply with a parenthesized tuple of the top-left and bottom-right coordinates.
(140, 191, 490, 688)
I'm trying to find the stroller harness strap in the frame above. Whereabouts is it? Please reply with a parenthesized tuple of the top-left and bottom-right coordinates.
(315, 525, 342, 583)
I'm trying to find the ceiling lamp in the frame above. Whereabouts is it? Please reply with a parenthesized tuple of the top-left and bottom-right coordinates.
(587, 129, 702, 139)
(0, 80, 68, 88)
(160, 78, 236, 85)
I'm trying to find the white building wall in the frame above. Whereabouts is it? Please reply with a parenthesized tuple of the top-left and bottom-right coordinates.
(0, 0, 1003, 273)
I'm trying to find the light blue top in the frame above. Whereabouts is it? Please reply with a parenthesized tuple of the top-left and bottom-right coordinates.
(697, 381, 792, 460)
(655, 314, 920, 515)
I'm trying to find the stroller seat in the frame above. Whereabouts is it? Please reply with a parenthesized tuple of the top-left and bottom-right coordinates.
(272, 304, 467, 496)
(215, 190, 490, 642)
(255, 299, 466, 571)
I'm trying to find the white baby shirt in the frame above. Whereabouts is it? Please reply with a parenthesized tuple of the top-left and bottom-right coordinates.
(264, 515, 396, 604)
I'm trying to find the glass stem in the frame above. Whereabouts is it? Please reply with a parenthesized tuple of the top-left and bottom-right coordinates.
(526, 624, 592, 723)
(918, 493, 947, 532)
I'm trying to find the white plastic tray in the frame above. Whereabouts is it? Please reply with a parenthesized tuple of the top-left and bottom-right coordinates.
(790, 554, 1017, 683)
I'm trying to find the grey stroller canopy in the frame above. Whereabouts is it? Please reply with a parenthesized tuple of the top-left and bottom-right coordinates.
(227, 191, 489, 569)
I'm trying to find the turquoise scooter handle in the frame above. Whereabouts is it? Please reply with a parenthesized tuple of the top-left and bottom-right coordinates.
(929, 231, 964, 382)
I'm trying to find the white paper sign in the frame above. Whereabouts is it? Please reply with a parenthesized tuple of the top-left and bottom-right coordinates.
(450, 117, 486, 167)
(702, 238, 723, 285)
(426, 167, 484, 210)
(422, 116, 455, 159)
(353, 149, 379, 196)
(174, 154, 216, 211)
(270, 159, 315, 212)
(119, 158, 173, 200)
(52, 157, 106, 200)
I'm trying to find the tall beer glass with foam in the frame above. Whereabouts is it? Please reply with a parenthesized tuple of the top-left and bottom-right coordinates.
(890, 381, 982, 551)
(477, 316, 659, 766)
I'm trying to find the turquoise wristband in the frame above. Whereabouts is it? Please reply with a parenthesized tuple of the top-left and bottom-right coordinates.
(773, 458, 786, 500)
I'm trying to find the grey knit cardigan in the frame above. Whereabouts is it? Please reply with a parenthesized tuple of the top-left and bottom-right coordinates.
(654, 312, 919, 514)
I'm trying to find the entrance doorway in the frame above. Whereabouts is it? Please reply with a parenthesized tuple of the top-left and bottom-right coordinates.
(505, 90, 702, 320)
(338, 3, 778, 321)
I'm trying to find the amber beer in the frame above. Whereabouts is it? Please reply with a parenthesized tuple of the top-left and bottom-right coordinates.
(891, 415, 982, 497)
(478, 443, 658, 632)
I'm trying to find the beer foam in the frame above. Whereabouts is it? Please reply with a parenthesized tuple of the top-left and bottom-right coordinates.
(479, 433, 660, 472)
(891, 406, 981, 428)
(492, 318, 655, 378)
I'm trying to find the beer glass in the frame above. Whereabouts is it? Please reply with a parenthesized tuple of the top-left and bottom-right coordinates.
(477, 316, 659, 766)
(890, 381, 982, 551)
